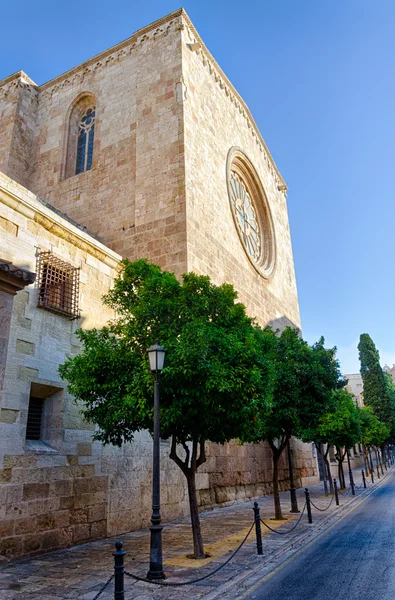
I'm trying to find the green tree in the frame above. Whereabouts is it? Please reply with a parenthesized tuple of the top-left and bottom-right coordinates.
(358, 334, 392, 424)
(383, 372, 395, 445)
(360, 406, 390, 472)
(59, 259, 274, 558)
(244, 328, 341, 519)
(310, 389, 361, 489)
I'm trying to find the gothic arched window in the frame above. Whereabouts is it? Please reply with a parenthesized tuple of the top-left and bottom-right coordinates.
(64, 94, 96, 179)
(75, 107, 95, 174)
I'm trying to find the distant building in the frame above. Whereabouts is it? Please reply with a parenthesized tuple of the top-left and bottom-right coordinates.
(345, 373, 364, 407)
(383, 365, 395, 383)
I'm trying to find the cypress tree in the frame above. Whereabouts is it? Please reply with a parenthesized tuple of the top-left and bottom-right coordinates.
(358, 333, 392, 424)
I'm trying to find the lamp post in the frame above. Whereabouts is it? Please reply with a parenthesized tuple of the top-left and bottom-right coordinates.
(147, 342, 166, 580)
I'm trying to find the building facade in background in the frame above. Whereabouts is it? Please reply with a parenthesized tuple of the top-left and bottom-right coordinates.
(345, 373, 364, 407)
(383, 365, 395, 383)
(0, 9, 316, 559)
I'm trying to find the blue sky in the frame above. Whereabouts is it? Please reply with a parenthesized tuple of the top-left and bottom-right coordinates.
(1, 1, 394, 374)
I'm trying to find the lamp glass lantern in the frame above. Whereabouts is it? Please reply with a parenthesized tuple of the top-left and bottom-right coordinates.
(147, 342, 166, 373)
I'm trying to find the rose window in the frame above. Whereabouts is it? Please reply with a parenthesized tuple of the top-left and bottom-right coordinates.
(226, 147, 276, 279)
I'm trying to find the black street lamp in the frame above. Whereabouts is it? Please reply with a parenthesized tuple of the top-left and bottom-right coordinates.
(147, 341, 166, 580)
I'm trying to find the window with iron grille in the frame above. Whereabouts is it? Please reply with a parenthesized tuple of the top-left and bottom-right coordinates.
(26, 397, 44, 440)
(36, 251, 80, 319)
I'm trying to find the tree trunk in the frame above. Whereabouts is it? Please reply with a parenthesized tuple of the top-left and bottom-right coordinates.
(374, 447, 381, 476)
(317, 444, 328, 496)
(335, 447, 346, 488)
(362, 444, 369, 474)
(338, 460, 344, 489)
(169, 436, 207, 559)
(269, 437, 288, 520)
(186, 469, 205, 558)
(380, 444, 387, 471)
(369, 446, 374, 473)
(272, 450, 283, 520)
(324, 446, 334, 493)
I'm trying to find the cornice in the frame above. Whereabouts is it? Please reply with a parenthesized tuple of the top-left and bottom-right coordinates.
(0, 11, 184, 101)
(0, 71, 39, 101)
(0, 70, 37, 88)
(38, 8, 184, 94)
(0, 174, 122, 272)
(0, 260, 36, 295)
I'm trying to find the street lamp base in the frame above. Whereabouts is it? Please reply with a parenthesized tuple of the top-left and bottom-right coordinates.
(147, 568, 166, 580)
(147, 524, 165, 580)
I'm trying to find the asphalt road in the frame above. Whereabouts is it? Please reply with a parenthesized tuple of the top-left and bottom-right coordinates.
(241, 473, 395, 600)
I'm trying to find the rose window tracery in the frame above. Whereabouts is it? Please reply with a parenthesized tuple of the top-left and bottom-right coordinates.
(229, 171, 261, 263)
(226, 148, 276, 279)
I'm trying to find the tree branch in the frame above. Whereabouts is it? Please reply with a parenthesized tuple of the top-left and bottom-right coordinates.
(196, 440, 207, 469)
(169, 436, 189, 475)
(191, 439, 198, 472)
(182, 442, 191, 469)
(279, 434, 288, 453)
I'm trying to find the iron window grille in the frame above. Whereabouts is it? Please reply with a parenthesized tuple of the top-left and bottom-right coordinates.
(26, 397, 44, 440)
(36, 251, 80, 320)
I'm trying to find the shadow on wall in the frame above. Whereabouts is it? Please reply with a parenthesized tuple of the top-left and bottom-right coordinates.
(267, 316, 300, 332)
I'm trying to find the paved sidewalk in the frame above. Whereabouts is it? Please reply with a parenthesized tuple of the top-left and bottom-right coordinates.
(0, 464, 391, 600)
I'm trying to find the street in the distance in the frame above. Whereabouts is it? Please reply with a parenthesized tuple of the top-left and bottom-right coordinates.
(239, 473, 395, 600)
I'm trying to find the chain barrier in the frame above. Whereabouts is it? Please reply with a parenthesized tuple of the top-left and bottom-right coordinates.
(259, 502, 307, 535)
(124, 520, 256, 587)
(91, 574, 114, 600)
(310, 493, 335, 512)
(92, 467, 395, 595)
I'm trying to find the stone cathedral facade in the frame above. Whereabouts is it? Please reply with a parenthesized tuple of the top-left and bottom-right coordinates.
(0, 9, 317, 559)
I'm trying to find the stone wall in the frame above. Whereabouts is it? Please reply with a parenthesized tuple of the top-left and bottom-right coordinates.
(0, 175, 120, 558)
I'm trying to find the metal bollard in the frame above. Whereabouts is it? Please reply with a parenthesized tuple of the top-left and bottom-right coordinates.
(253, 502, 263, 555)
(377, 463, 380, 479)
(362, 469, 367, 489)
(304, 488, 313, 524)
(333, 478, 339, 506)
(113, 540, 126, 600)
(370, 469, 374, 484)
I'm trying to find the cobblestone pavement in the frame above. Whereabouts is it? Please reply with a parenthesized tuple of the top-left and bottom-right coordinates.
(0, 464, 391, 600)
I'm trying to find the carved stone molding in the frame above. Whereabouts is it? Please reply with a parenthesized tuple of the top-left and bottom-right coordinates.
(0, 260, 36, 295)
